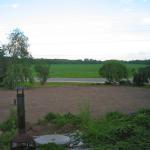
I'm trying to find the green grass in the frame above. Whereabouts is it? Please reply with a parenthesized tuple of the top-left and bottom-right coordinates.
(49, 64, 101, 78)
(33, 63, 147, 78)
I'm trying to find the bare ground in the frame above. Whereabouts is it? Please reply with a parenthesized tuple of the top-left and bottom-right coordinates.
(0, 86, 150, 124)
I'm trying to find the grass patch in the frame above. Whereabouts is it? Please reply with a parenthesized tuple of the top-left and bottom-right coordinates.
(49, 64, 101, 78)
(42, 107, 150, 150)
(1, 107, 150, 150)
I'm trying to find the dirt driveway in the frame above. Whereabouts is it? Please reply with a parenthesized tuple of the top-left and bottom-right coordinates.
(0, 86, 150, 123)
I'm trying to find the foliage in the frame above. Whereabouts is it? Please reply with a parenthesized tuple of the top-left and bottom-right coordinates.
(82, 108, 150, 149)
(43, 108, 150, 150)
(44, 101, 91, 127)
(2, 29, 34, 89)
(0, 108, 17, 132)
(0, 108, 17, 150)
(1, 108, 150, 150)
(32, 58, 150, 65)
(44, 112, 80, 126)
(99, 60, 128, 82)
(32, 58, 102, 64)
(133, 66, 150, 86)
(0, 46, 6, 58)
(35, 64, 50, 85)
(2, 63, 34, 89)
(3, 28, 31, 59)
(0, 47, 8, 85)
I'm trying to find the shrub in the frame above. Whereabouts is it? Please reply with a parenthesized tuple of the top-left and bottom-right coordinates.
(45, 112, 57, 122)
(137, 108, 150, 116)
(99, 60, 128, 82)
(113, 125, 135, 140)
(35, 64, 49, 85)
(133, 114, 150, 129)
(133, 66, 150, 86)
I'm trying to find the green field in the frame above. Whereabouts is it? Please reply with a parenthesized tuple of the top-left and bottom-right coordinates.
(47, 64, 146, 78)
(49, 64, 101, 78)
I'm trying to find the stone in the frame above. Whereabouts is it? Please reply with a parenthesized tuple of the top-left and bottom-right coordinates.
(77, 141, 84, 146)
(34, 134, 70, 145)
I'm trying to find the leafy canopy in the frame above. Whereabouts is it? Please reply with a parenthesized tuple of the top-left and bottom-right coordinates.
(99, 60, 128, 82)
(133, 66, 150, 86)
(3, 28, 31, 59)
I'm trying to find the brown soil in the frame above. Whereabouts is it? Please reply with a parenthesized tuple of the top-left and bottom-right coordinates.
(0, 86, 150, 124)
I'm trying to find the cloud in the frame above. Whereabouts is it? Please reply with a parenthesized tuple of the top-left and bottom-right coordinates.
(142, 17, 150, 26)
(120, 0, 135, 4)
(11, 3, 19, 9)
(126, 50, 150, 60)
(123, 8, 135, 13)
(120, 0, 147, 4)
(0, 3, 19, 9)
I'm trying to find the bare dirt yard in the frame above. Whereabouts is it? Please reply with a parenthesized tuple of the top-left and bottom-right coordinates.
(0, 86, 150, 123)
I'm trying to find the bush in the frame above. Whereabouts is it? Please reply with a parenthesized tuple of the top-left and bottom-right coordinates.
(133, 114, 150, 129)
(113, 125, 135, 140)
(45, 112, 57, 122)
(35, 64, 49, 85)
(100, 60, 128, 82)
(133, 66, 150, 86)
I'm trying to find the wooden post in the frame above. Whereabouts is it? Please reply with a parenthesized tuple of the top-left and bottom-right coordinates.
(16, 88, 26, 133)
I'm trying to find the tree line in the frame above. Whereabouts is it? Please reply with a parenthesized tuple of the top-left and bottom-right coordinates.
(24, 58, 150, 65)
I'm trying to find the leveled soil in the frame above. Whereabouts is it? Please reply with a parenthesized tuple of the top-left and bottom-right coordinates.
(0, 86, 150, 123)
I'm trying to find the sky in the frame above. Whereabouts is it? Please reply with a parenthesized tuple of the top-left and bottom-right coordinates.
(0, 0, 150, 60)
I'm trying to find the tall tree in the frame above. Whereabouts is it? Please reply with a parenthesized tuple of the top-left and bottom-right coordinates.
(3, 28, 31, 59)
(2, 29, 34, 89)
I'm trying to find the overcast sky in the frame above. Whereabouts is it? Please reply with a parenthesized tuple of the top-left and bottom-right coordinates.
(0, 0, 150, 60)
